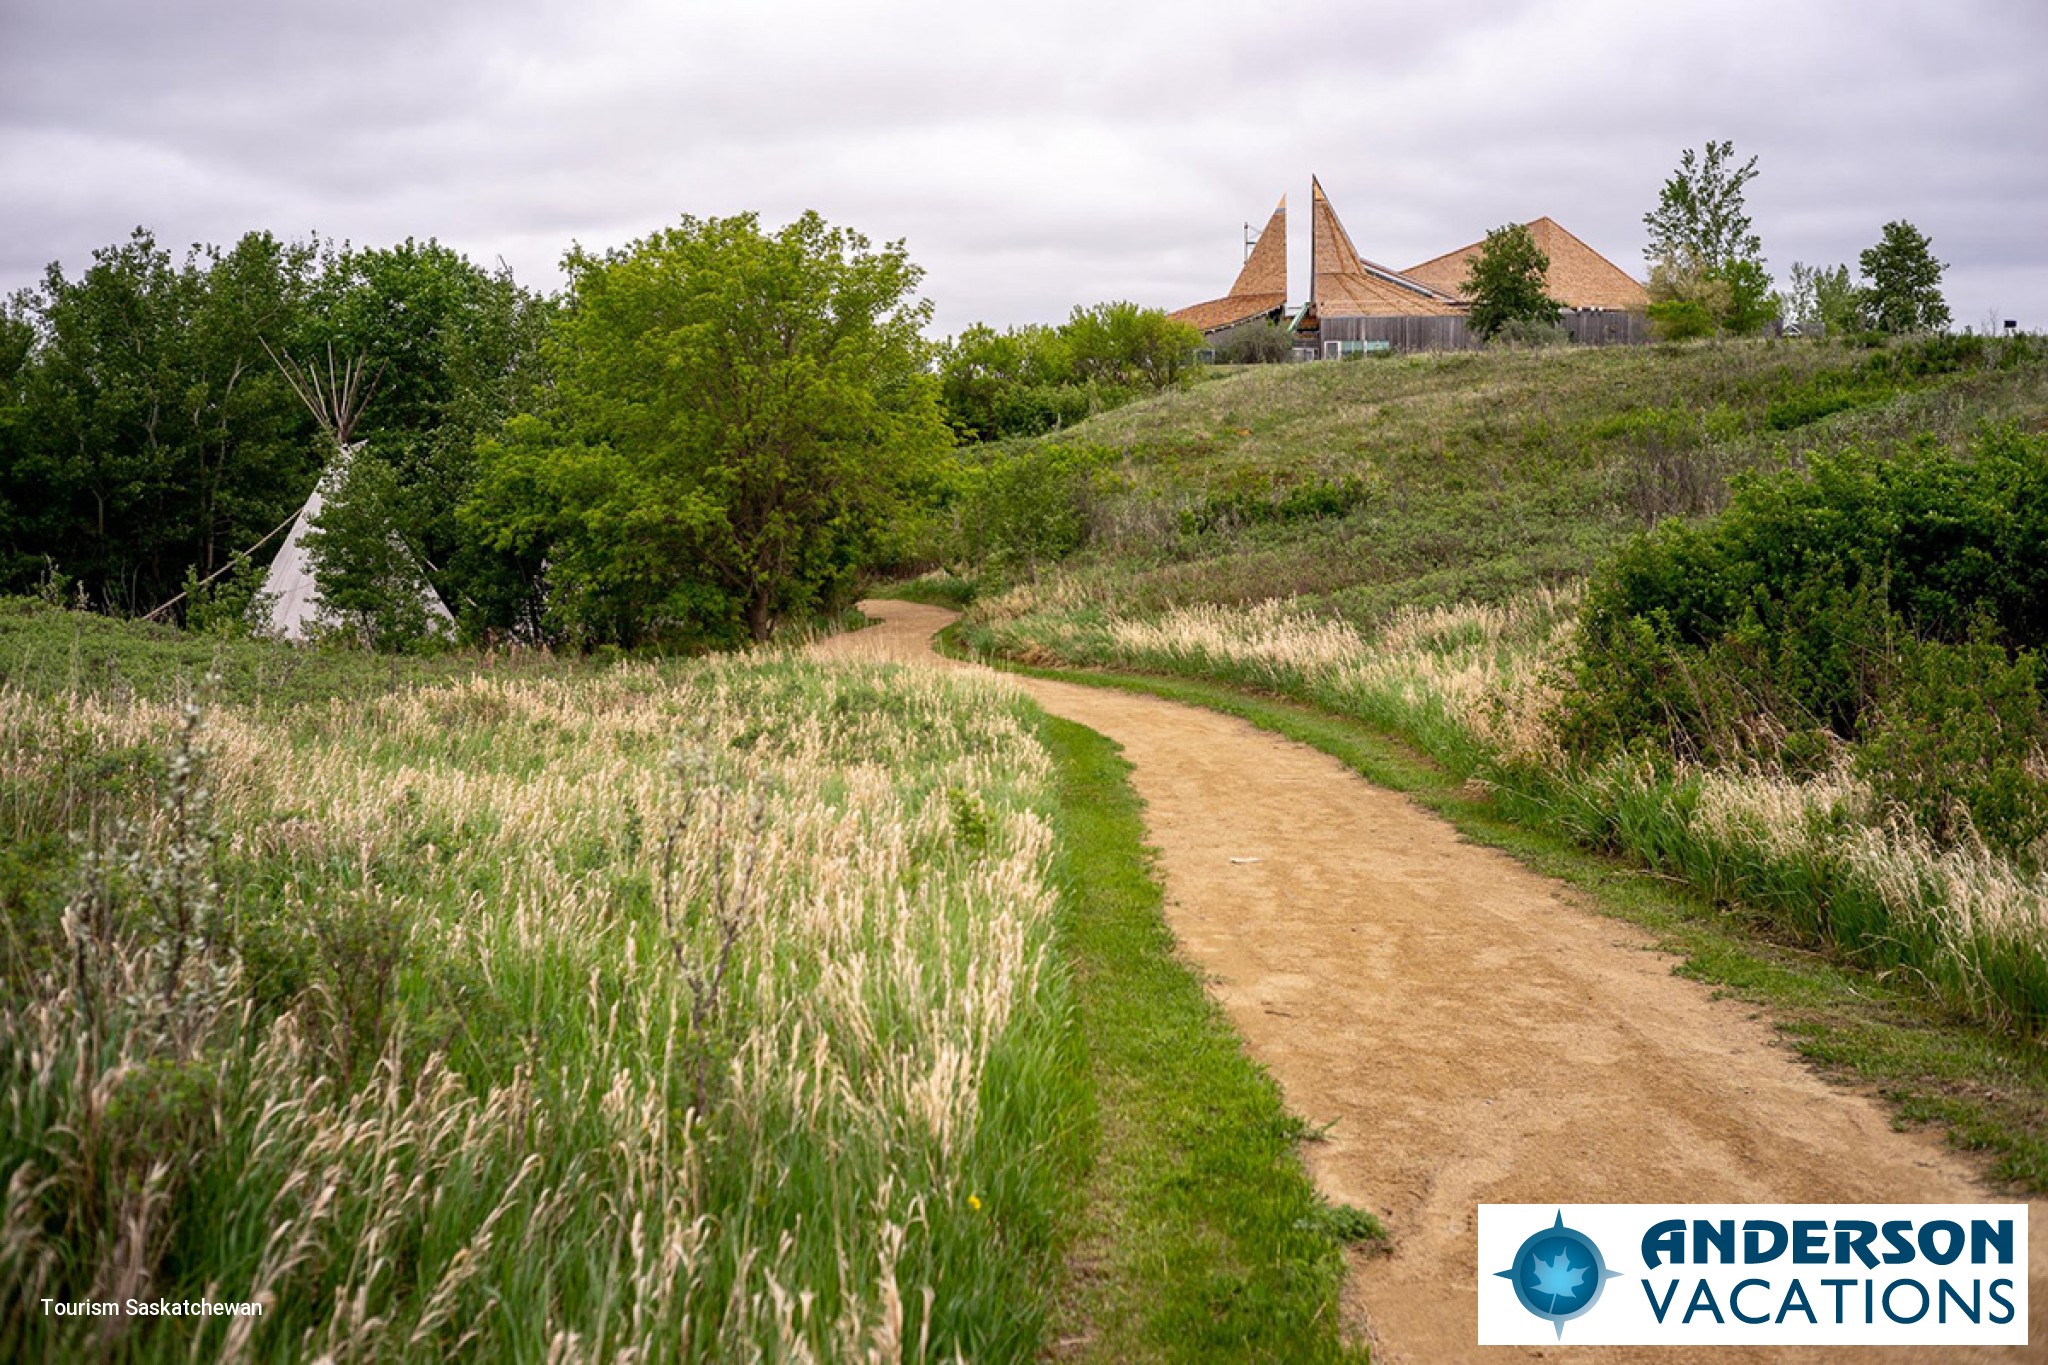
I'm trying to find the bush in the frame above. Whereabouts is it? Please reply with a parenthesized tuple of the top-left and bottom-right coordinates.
(1564, 425, 2048, 779)
(1212, 320, 1296, 365)
(1180, 468, 1370, 537)
(939, 304, 1199, 441)
(1857, 636, 2048, 859)
(304, 452, 450, 651)
(956, 443, 1115, 573)
(1647, 299, 1716, 341)
(1488, 317, 1570, 348)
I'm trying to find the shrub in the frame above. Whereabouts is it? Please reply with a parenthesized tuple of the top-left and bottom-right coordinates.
(1647, 298, 1717, 341)
(1212, 320, 1296, 365)
(1565, 425, 2048, 773)
(1857, 636, 2048, 859)
(956, 442, 1115, 572)
(1488, 317, 1570, 348)
(1179, 469, 1370, 537)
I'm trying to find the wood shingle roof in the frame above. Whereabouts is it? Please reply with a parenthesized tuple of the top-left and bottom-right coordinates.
(1404, 217, 1648, 311)
(1310, 177, 1462, 318)
(1170, 195, 1289, 336)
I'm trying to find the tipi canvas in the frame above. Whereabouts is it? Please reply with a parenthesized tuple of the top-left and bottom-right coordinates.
(258, 343, 453, 642)
(260, 442, 454, 641)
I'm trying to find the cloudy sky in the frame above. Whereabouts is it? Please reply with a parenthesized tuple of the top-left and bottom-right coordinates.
(3, 0, 2043, 335)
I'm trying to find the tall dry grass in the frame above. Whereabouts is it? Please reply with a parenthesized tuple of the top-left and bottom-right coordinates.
(978, 582, 2048, 1034)
(1, 657, 1078, 1361)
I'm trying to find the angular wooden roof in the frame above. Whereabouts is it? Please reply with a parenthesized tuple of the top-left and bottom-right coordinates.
(1310, 177, 1462, 318)
(1404, 217, 1649, 311)
(1170, 195, 1289, 336)
(1170, 293, 1288, 334)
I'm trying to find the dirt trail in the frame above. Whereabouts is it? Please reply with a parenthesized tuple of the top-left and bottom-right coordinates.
(812, 601, 2045, 1362)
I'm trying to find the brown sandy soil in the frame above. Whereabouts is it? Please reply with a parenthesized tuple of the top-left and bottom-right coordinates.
(811, 600, 2045, 1363)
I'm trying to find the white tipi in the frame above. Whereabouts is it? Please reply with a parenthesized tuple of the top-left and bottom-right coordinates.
(259, 344, 453, 641)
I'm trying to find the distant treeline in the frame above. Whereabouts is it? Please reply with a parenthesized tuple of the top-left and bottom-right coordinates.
(0, 229, 548, 627)
(936, 303, 1200, 442)
(0, 221, 1200, 647)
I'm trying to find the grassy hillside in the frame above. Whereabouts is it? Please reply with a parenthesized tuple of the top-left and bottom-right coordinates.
(951, 335, 2046, 626)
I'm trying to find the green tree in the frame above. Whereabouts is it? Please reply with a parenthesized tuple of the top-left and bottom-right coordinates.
(465, 211, 950, 646)
(1780, 261, 1860, 335)
(1062, 301, 1200, 389)
(303, 451, 444, 651)
(1644, 140, 1771, 335)
(309, 239, 548, 632)
(1460, 223, 1563, 338)
(1859, 219, 1950, 335)
(1644, 140, 1762, 275)
(937, 322, 1076, 441)
(0, 229, 321, 611)
(936, 303, 1199, 442)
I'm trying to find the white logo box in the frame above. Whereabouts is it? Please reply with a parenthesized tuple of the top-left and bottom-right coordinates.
(1478, 1203, 2028, 1346)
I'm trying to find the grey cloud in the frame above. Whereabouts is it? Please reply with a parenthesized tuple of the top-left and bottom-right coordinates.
(2, 0, 2044, 332)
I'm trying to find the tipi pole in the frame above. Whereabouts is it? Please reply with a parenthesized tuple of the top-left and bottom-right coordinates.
(140, 508, 302, 622)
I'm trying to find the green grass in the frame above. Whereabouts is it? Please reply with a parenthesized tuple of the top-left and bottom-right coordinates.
(1037, 714, 1366, 1363)
(0, 595, 577, 706)
(978, 639, 2048, 1193)
(2, 602, 1396, 1361)
(974, 335, 2047, 627)
(1, 612, 1089, 1361)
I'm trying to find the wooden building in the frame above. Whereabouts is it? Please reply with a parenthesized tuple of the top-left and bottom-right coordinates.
(1173, 178, 1650, 355)
(1168, 195, 1290, 337)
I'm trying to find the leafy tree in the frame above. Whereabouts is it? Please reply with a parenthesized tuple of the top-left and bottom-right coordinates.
(1859, 219, 1950, 335)
(1644, 140, 1771, 335)
(309, 239, 548, 632)
(1460, 223, 1562, 339)
(0, 229, 320, 611)
(466, 211, 950, 646)
(937, 303, 1199, 442)
(937, 322, 1076, 441)
(1781, 261, 1860, 335)
(1644, 140, 1762, 276)
(302, 450, 444, 651)
(1719, 259, 1779, 335)
(1062, 301, 1200, 389)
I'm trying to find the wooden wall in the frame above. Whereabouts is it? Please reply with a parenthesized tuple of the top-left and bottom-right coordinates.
(1316, 309, 1649, 353)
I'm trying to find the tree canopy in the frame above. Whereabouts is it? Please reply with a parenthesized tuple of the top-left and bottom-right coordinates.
(936, 302, 1199, 441)
(1643, 140, 1773, 336)
(1860, 220, 1950, 335)
(464, 211, 951, 646)
(1460, 223, 1563, 338)
(0, 228, 543, 626)
(1781, 261, 1861, 336)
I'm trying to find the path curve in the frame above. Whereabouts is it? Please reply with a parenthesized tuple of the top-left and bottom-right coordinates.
(812, 600, 2045, 1362)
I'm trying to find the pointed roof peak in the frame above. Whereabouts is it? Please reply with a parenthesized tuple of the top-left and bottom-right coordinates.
(1227, 195, 1288, 300)
(1168, 191, 1290, 335)
(1402, 216, 1648, 311)
(1310, 179, 1460, 317)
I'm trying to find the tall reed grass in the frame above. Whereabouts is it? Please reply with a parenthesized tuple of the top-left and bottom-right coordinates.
(1, 657, 1079, 1361)
(978, 581, 2048, 1036)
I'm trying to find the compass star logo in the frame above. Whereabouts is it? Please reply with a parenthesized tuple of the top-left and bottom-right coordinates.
(1494, 1211, 1622, 1338)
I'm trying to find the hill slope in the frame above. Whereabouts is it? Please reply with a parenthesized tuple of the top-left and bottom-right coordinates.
(956, 335, 2047, 626)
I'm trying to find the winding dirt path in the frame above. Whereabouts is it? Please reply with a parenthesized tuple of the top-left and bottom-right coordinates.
(812, 600, 2045, 1362)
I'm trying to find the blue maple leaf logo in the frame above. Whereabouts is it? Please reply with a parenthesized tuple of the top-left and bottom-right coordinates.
(1527, 1248, 1588, 1309)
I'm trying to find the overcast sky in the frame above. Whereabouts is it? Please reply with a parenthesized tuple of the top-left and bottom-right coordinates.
(3, 0, 2043, 335)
